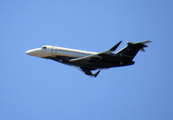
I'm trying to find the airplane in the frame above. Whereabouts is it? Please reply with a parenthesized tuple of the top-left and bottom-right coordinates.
(26, 40, 151, 77)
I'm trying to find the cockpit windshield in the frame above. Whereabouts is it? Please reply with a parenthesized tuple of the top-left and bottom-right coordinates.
(41, 46, 47, 49)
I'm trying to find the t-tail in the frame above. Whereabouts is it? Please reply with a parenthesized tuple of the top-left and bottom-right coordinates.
(116, 41, 151, 60)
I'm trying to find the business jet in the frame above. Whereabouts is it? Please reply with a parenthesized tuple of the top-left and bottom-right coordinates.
(26, 40, 151, 77)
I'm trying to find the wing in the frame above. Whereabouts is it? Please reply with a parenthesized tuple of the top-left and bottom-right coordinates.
(69, 51, 109, 64)
(70, 41, 122, 77)
(76, 67, 101, 78)
(69, 40, 122, 64)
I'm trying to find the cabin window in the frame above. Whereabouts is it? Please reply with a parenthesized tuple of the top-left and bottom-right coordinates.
(41, 46, 47, 49)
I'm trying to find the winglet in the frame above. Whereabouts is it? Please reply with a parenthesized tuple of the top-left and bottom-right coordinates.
(133, 40, 152, 52)
(109, 40, 122, 52)
(86, 70, 101, 78)
(93, 70, 101, 77)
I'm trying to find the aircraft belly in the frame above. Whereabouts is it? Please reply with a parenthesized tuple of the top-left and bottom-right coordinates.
(71, 61, 120, 69)
(45, 55, 134, 70)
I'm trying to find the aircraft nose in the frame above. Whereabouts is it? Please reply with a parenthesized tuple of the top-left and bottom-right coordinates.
(25, 49, 38, 56)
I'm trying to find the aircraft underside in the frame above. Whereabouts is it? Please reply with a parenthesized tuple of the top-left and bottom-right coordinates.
(44, 55, 135, 69)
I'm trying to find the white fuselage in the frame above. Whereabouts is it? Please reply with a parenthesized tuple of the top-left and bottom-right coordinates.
(26, 45, 97, 58)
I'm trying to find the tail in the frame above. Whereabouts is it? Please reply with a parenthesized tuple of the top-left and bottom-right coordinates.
(116, 41, 151, 60)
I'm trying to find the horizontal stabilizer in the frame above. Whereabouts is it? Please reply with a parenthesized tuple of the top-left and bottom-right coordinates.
(133, 40, 152, 52)
(140, 41, 152, 45)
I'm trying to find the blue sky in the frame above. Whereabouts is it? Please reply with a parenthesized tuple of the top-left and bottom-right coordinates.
(1, 0, 173, 120)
